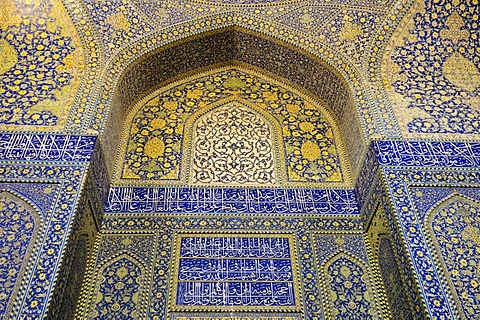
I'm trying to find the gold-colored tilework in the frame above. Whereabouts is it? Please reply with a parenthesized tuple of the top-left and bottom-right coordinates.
(114, 66, 350, 187)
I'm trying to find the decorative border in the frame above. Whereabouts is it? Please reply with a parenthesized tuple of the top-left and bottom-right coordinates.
(373, 140, 480, 168)
(170, 314, 302, 320)
(0, 189, 45, 318)
(312, 231, 386, 319)
(169, 230, 302, 313)
(75, 231, 158, 319)
(90, 15, 376, 141)
(0, 163, 88, 318)
(79, 213, 363, 318)
(0, 133, 97, 162)
(423, 193, 480, 320)
(113, 64, 352, 188)
(104, 186, 359, 215)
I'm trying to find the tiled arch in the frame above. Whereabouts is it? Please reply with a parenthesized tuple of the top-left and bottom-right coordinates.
(98, 26, 369, 179)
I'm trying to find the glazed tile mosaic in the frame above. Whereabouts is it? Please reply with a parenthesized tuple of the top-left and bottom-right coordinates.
(373, 140, 480, 168)
(381, 169, 480, 319)
(381, 0, 480, 137)
(75, 213, 394, 319)
(105, 187, 359, 215)
(0, 0, 84, 131)
(171, 233, 300, 311)
(0, 163, 89, 318)
(1, 0, 480, 318)
(0, 133, 96, 162)
(115, 67, 349, 188)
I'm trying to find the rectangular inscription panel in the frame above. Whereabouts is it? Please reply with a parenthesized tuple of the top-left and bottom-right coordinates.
(171, 233, 301, 312)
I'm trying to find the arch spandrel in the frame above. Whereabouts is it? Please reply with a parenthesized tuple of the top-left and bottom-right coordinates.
(0, 0, 86, 132)
(381, 0, 480, 139)
(425, 194, 480, 319)
(114, 66, 351, 188)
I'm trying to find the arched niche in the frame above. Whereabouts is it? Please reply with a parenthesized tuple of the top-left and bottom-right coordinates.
(113, 66, 351, 188)
(0, 190, 42, 317)
(102, 27, 364, 184)
(323, 252, 379, 319)
(187, 100, 279, 186)
(425, 194, 480, 319)
(88, 253, 146, 319)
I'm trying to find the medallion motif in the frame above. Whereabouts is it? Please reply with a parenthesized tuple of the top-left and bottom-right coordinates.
(90, 255, 144, 319)
(118, 67, 346, 187)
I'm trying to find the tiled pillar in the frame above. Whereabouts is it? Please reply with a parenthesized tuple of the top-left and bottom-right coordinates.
(370, 140, 480, 319)
(0, 133, 98, 318)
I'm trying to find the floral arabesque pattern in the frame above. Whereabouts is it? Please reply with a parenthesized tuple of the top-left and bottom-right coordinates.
(428, 196, 480, 318)
(0, 0, 81, 128)
(120, 68, 344, 186)
(91, 256, 144, 319)
(325, 255, 374, 319)
(192, 102, 276, 185)
(0, 192, 40, 316)
(390, 0, 480, 134)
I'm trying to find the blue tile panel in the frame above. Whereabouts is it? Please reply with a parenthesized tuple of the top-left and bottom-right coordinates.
(0, 133, 97, 162)
(176, 236, 295, 307)
(105, 187, 359, 215)
(0, 163, 88, 318)
(373, 140, 480, 168)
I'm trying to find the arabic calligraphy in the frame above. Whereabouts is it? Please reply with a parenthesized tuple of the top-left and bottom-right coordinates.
(373, 140, 480, 168)
(174, 236, 297, 308)
(176, 282, 295, 306)
(0, 133, 96, 162)
(105, 187, 359, 215)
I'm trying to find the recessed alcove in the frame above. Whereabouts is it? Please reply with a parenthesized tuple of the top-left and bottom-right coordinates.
(100, 27, 366, 186)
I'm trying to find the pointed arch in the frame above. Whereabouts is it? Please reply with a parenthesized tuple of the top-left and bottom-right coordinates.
(98, 24, 367, 181)
(185, 98, 281, 186)
(0, 190, 42, 317)
(425, 194, 480, 319)
(89, 253, 146, 319)
(114, 65, 350, 187)
(322, 251, 378, 319)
